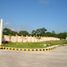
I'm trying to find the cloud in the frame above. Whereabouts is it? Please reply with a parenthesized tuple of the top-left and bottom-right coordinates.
(39, 0, 48, 4)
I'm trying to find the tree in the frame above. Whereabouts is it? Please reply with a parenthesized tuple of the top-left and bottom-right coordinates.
(31, 30, 36, 36)
(45, 32, 52, 36)
(18, 31, 29, 36)
(3, 28, 17, 36)
(57, 32, 67, 39)
(31, 28, 47, 36)
(3, 28, 12, 35)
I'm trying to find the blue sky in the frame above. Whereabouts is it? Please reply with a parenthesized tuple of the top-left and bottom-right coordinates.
(0, 0, 67, 33)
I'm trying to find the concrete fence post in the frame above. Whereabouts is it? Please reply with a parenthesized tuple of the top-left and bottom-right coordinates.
(0, 19, 3, 45)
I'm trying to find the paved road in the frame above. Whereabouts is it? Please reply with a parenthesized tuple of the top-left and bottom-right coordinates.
(0, 46, 67, 67)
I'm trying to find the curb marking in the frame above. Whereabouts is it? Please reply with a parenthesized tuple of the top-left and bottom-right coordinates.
(0, 45, 59, 51)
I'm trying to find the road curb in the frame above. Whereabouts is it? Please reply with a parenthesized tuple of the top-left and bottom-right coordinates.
(0, 45, 59, 51)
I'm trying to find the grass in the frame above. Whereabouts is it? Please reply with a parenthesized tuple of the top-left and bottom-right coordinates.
(2, 40, 67, 48)
(45, 40, 67, 45)
(2, 42, 46, 48)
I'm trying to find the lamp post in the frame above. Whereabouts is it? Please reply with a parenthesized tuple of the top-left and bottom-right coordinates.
(0, 19, 3, 45)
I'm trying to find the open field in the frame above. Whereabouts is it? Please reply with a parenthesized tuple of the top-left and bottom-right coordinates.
(2, 40, 67, 48)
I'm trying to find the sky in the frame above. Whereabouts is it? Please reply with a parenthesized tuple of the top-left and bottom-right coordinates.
(0, 0, 67, 33)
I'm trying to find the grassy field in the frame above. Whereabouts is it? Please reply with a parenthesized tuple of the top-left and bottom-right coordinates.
(2, 40, 67, 48)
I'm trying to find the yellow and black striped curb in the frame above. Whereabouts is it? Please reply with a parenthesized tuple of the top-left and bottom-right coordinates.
(0, 45, 59, 51)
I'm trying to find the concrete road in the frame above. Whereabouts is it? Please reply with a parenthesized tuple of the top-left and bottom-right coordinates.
(0, 46, 67, 67)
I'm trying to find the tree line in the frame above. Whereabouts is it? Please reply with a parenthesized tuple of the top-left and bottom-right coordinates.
(3, 27, 67, 39)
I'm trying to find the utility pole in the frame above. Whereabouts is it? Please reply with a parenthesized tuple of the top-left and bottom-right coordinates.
(0, 19, 3, 45)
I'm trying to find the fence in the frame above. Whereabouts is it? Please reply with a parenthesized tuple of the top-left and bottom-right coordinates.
(3, 35, 60, 42)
